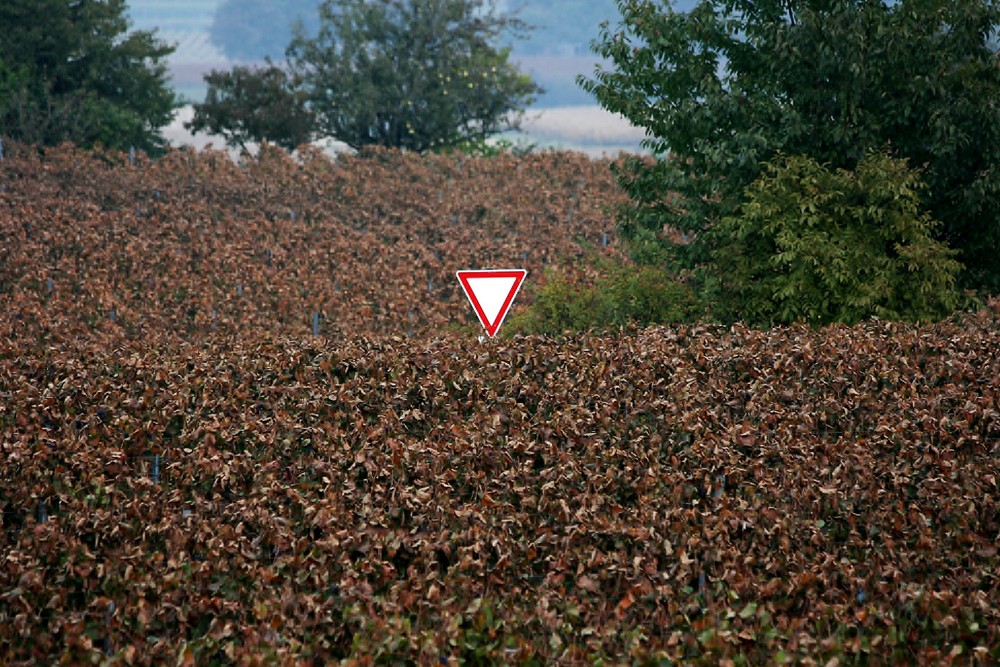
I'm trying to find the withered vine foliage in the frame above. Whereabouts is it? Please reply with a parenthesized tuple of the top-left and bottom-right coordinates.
(1, 144, 999, 664)
(0, 143, 621, 344)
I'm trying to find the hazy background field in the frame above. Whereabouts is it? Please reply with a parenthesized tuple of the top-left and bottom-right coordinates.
(164, 104, 649, 157)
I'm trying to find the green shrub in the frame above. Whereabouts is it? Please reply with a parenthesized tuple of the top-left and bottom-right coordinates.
(709, 151, 965, 326)
(507, 258, 701, 335)
(436, 137, 536, 158)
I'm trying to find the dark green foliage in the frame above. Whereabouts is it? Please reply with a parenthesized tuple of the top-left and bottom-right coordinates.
(435, 137, 536, 157)
(711, 152, 964, 326)
(0, 0, 178, 153)
(287, 0, 541, 151)
(582, 0, 1000, 294)
(508, 259, 700, 334)
(187, 64, 315, 152)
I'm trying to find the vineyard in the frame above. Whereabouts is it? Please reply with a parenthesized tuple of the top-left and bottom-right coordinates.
(0, 143, 624, 344)
(2, 144, 1000, 665)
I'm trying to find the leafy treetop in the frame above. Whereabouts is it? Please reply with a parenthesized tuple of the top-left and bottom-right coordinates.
(582, 0, 1000, 293)
(0, 0, 178, 153)
(711, 151, 964, 327)
(186, 63, 315, 152)
(286, 0, 541, 152)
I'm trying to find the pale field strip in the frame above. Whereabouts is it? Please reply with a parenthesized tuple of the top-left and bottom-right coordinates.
(164, 105, 647, 157)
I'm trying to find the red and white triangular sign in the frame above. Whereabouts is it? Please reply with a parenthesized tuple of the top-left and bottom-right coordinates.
(456, 269, 527, 337)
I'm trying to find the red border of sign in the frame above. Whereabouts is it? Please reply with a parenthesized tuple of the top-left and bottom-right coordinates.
(456, 269, 527, 337)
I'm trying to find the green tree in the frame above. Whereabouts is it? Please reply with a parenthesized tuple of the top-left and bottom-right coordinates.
(582, 0, 1000, 294)
(0, 0, 178, 153)
(187, 63, 315, 152)
(712, 152, 963, 326)
(287, 0, 541, 151)
(507, 260, 701, 335)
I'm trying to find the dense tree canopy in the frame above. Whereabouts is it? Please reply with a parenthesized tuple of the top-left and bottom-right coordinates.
(712, 151, 963, 326)
(0, 0, 178, 153)
(583, 0, 1000, 295)
(186, 64, 314, 151)
(197, 0, 539, 152)
(287, 0, 540, 151)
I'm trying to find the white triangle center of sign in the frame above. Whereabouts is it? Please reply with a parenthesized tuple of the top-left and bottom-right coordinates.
(467, 276, 517, 325)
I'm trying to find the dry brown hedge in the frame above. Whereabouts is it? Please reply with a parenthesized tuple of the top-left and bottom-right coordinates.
(0, 142, 623, 345)
(1, 144, 999, 665)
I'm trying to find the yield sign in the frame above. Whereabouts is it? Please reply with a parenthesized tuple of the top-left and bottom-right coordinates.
(456, 269, 527, 337)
